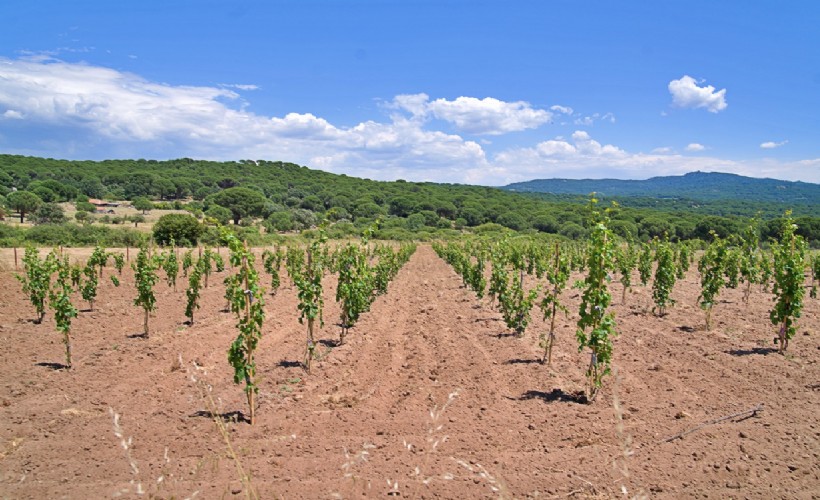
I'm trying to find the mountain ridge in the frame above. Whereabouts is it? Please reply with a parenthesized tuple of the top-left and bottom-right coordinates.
(501, 171, 820, 205)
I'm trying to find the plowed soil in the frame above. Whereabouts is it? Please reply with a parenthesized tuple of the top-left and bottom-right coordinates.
(1, 245, 818, 499)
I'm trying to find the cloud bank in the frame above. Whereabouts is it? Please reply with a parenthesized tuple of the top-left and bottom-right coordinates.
(0, 57, 816, 184)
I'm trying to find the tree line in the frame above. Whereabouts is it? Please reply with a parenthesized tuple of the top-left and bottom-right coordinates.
(1, 154, 818, 247)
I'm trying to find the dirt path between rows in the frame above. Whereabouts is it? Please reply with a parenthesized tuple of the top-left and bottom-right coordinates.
(1, 245, 818, 498)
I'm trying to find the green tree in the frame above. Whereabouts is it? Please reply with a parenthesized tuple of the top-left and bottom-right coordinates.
(33, 203, 67, 225)
(153, 213, 203, 246)
(205, 205, 232, 225)
(7, 191, 43, 223)
(212, 187, 267, 225)
(132, 197, 154, 215)
(76, 201, 97, 213)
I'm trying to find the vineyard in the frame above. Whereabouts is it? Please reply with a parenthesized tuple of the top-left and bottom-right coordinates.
(0, 221, 819, 498)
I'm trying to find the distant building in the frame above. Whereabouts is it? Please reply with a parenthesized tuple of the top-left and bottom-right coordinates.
(88, 199, 120, 208)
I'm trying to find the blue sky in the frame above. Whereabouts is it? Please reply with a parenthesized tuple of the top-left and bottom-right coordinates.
(1, 0, 818, 185)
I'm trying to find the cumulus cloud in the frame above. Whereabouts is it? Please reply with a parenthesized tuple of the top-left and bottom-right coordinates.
(490, 131, 755, 184)
(760, 140, 788, 149)
(0, 57, 488, 182)
(685, 143, 706, 152)
(668, 75, 727, 113)
(0, 57, 816, 185)
(390, 93, 552, 135)
(652, 147, 673, 154)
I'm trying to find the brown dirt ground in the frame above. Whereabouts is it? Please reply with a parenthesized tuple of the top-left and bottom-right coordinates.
(0, 245, 818, 499)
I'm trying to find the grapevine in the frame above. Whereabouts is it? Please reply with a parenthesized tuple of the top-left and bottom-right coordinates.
(739, 217, 763, 303)
(112, 252, 126, 275)
(538, 242, 570, 364)
(335, 228, 374, 345)
(224, 232, 266, 425)
(295, 226, 328, 372)
(770, 211, 808, 354)
(615, 243, 637, 304)
(16, 246, 55, 324)
(185, 258, 204, 325)
(48, 254, 78, 369)
(80, 263, 99, 311)
(651, 235, 677, 316)
(261, 247, 284, 295)
(132, 245, 160, 338)
(576, 196, 617, 402)
(181, 249, 194, 277)
(697, 232, 727, 330)
(88, 245, 109, 278)
(162, 245, 180, 292)
(810, 253, 820, 299)
(638, 241, 653, 287)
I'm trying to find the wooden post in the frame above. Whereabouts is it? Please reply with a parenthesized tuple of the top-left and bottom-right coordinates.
(126, 245, 130, 262)
(13, 247, 18, 270)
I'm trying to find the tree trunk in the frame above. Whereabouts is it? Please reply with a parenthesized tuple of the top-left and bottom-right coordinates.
(64, 331, 72, 369)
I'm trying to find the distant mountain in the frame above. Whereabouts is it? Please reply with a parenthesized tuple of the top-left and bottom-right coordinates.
(502, 171, 820, 205)
(501, 172, 820, 205)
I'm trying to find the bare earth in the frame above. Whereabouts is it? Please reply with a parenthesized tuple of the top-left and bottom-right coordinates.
(0, 245, 818, 499)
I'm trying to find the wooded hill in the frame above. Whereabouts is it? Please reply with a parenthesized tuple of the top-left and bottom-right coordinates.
(1, 155, 818, 246)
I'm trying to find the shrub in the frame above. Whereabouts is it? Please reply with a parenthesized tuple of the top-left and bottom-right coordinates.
(153, 214, 203, 246)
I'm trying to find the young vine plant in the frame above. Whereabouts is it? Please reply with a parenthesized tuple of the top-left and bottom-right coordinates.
(576, 196, 617, 403)
(697, 232, 728, 331)
(224, 232, 266, 425)
(295, 226, 328, 372)
(132, 245, 160, 338)
(770, 211, 808, 354)
(16, 246, 55, 324)
(651, 235, 677, 316)
(48, 254, 79, 369)
(538, 242, 570, 364)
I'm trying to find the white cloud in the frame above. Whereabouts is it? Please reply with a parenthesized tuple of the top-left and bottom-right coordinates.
(668, 75, 727, 113)
(0, 57, 489, 182)
(550, 105, 573, 115)
(390, 93, 552, 135)
(685, 143, 706, 152)
(574, 112, 615, 126)
(221, 83, 259, 91)
(0, 57, 816, 185)
(760, 140, 788, 149)
(652, 147, 673, 154)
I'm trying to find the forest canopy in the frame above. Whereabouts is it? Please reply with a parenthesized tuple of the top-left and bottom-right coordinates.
(1, 154, 818, 247)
